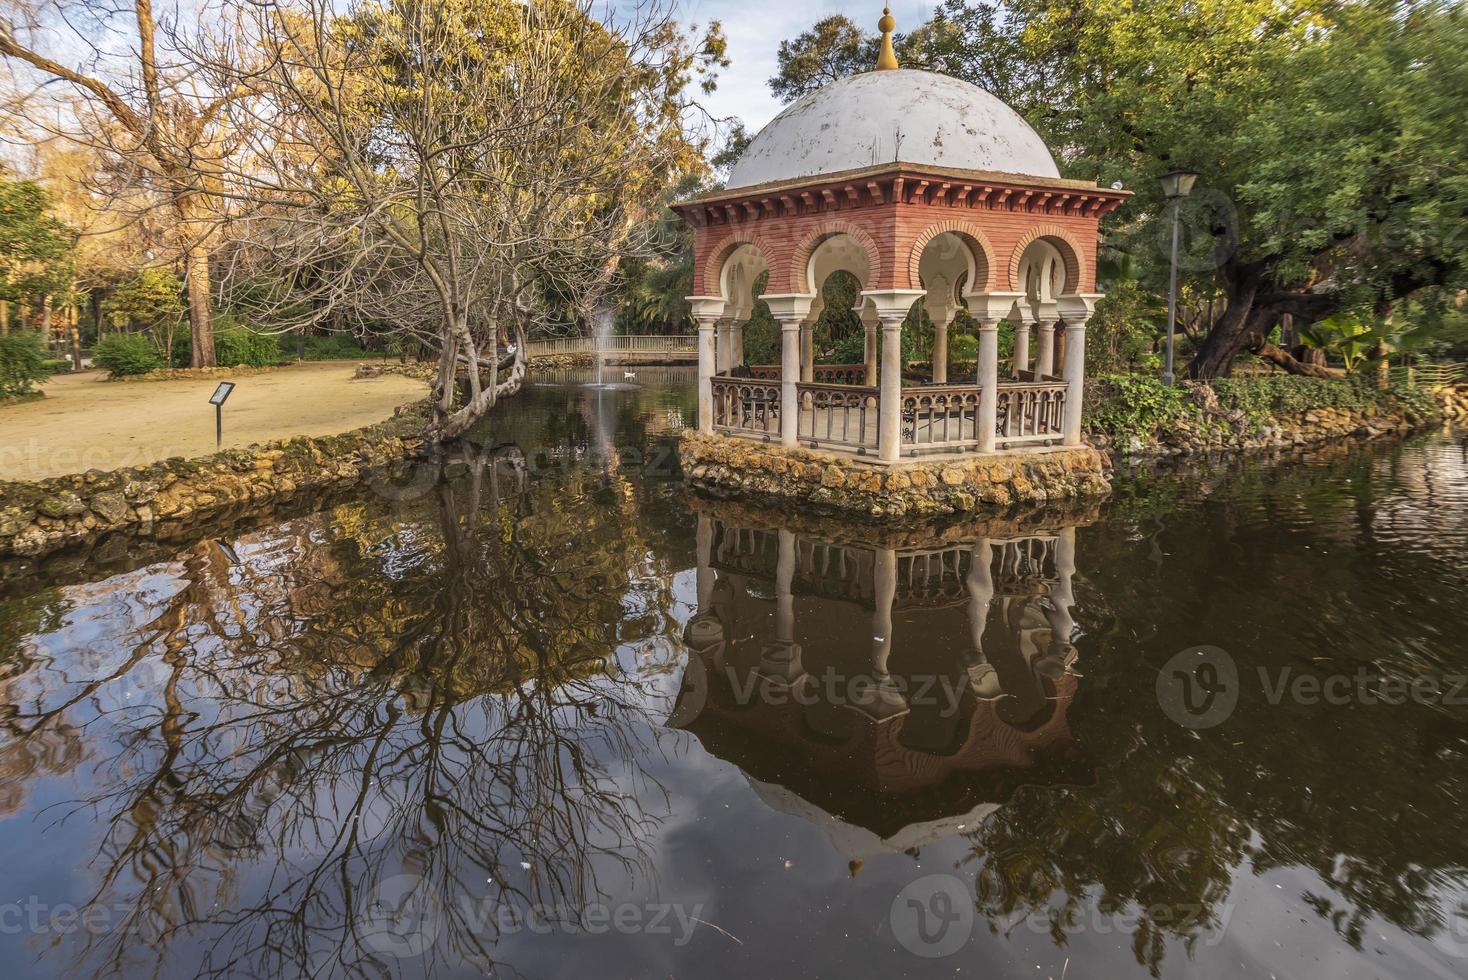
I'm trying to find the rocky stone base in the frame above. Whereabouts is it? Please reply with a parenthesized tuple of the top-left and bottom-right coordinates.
(355, 360, 437, 381)
(684, 492, 1103, 549)
(529, 352, 594, 371)
(107, 364, 292, 383)
(679, 433, 1111, 520)
(1434, 384, 1468, 422)
(1090, 392, 1434, 459)
(0, 402, 430, 561)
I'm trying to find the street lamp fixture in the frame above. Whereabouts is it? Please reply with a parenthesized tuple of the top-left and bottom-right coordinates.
(1160, 169, 1199, 201)
(1160, 169, 1197, 385)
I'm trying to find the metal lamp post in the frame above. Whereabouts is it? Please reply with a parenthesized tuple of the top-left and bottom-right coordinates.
(1160, 169, 1198, 386)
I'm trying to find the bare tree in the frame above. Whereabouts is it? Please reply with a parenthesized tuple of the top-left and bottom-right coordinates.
(197, 0, 720, 443)
(0, 0, 244, 365)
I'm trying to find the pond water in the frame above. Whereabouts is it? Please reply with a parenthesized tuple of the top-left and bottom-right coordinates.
(2, 368, 1466, 979)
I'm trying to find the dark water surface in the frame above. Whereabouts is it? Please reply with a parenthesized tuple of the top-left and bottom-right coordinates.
(2, 368, 1466, 979)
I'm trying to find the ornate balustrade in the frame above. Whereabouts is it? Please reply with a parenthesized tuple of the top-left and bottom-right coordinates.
(711, 377, 781, 438)
(796, 382, 879, 452)
(748, 363, 868, 385)
(711, 374, 1070, 457)
(995, 381, 1067, 446)
(900, 385, 984, 453)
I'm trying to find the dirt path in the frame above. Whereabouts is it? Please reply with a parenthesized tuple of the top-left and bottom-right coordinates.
(0, 361, 427, 481)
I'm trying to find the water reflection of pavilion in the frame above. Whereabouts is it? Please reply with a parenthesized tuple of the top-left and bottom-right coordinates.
(675, 500, 1095, 854)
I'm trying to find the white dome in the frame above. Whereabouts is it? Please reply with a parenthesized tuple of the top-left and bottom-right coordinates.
(727, 70, 1060, 189)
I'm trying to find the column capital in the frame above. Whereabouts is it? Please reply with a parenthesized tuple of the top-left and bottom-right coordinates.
(963, 290, 1024, 324)
(686, 296, 727, 321)
(1057, 293, 1104, 327)
(761, 293, 816, 323)
(973, 318, 1001, 333)
(860, 288, 925, 323)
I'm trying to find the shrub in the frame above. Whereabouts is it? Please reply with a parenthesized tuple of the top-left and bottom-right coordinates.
(94, 334, 164, 377)
(0, 331, 52, 399)
(215, 328, 283, 367)
(173, 327, 283, 367)
(1086, 373, 1434, 445)
(290, 334, 371, 361)
(1086, 375, 1197, 443)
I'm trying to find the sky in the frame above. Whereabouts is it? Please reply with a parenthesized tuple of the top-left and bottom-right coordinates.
(684, 0, 930, 131)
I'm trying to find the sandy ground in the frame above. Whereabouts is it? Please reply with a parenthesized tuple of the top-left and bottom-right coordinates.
(0, 361, 428, 481)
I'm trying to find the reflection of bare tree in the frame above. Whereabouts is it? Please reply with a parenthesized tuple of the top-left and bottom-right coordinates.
(3, 443, 682, 979)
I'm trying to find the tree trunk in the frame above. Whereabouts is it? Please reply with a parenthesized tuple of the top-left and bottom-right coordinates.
(1187, 277, 1260, 379)
(0, 300, 8, 336)
(69, 304, 82, 370)
(428, 323, 527, 445)
(40, 294, 52, 349)
(1249, 339, 1343, 378)
(177, 193, 216, 367)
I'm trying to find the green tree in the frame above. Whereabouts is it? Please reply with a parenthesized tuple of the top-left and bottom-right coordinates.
(103, 267, 186, 360)
(769, 1, 1468, 379)
(769, 15, 876, 103)
(0, 177, 74, 330)
(1009, 0, 1468, 377)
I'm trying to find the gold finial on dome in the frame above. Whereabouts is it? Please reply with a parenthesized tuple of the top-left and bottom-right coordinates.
(875, 6, 899, 70)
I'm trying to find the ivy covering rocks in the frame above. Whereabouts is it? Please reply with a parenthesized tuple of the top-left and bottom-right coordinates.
(1085, 375, 1440, 457)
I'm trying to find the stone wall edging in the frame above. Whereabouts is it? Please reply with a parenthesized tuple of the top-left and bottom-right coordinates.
(0, 401, 433, 561)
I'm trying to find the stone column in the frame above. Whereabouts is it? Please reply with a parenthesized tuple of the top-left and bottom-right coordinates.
(713, 319, 730, 375)
(1013, 321, 1031, 378)
(852, 546, 908, 720)
(757, 527, 805, 685)
(965, 538, 995, 655)
(732, 321, 745, 370)
(696, 318, 716, 434)
(779, 316, 802, 447)
(696, 513, 715, 609)
(878, 316, 904, 462)
(775, 528, 796, 646)
(1045, 527, 1077, 662)
(800, 321, 814, 383)
(761, 295, 816, 447)
(933, 316, 950, 385)
(964, 538, 999, 695)
(686, 298, 726, 436)
(976, 319, 999, 453)
(1061, 317, 1088, 446)
(861, 290, 925, 462)
(1036, 321, 1057, 378)
(862, 306, 879, 386)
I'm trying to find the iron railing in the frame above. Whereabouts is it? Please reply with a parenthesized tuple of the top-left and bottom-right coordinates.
(748, 363, 869, 385)
(996, 381, 1068, 446)
(523, 335, 697, 358)
(711, 377, 781, 438)
(900, 385, 984, 453)
(796, 382, 879, 452)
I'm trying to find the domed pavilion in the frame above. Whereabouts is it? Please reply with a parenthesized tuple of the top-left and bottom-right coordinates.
(676, 8, 1128, 481)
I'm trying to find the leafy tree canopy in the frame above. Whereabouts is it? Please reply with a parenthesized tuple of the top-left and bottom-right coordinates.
(0, 177, 74, 302)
